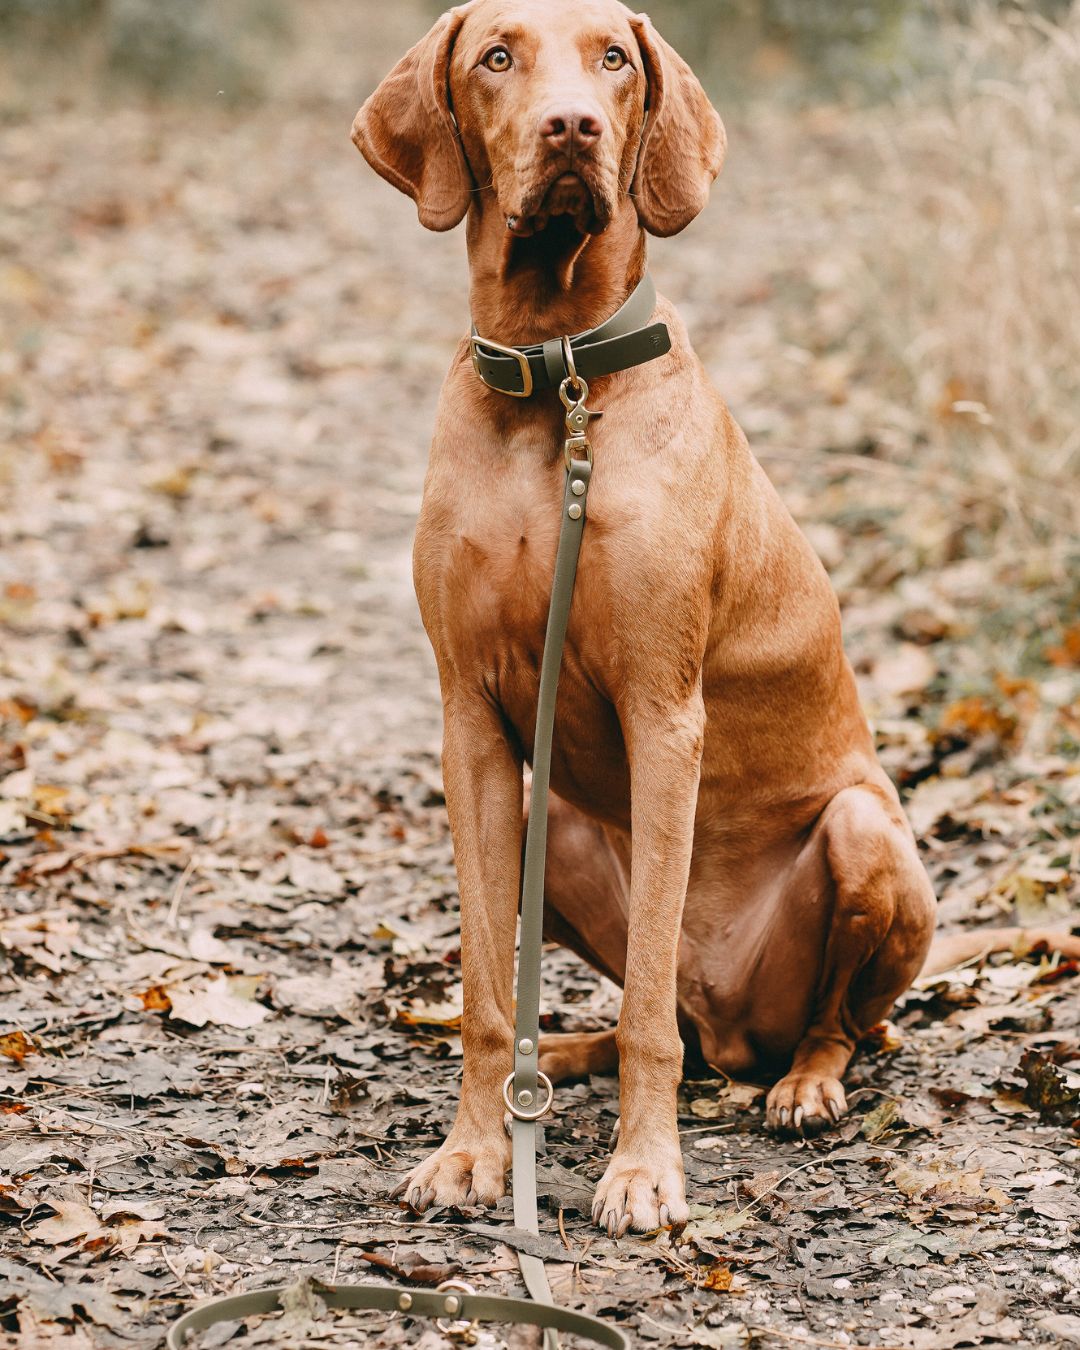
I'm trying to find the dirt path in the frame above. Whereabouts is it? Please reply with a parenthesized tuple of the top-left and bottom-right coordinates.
(2, 6, 1079, 1347)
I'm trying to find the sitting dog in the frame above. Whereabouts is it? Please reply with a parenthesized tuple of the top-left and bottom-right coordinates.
(353, 0, 1078, 1237)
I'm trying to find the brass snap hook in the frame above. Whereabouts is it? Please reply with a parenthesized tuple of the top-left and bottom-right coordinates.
(435, 1279, 479, 1343)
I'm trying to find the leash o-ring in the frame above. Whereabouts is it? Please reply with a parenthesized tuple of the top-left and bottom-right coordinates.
(502, 1070, 554, 1121)
(435, 1279, 480, 1340)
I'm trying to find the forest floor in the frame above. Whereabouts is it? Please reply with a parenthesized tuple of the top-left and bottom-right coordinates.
(2, 5, 1079, 1348)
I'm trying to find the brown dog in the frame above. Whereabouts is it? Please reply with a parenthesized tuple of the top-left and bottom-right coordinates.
(354, 0, 1078, 1238)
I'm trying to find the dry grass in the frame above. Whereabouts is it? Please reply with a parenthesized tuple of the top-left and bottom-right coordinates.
(854, 2, 1080, 539)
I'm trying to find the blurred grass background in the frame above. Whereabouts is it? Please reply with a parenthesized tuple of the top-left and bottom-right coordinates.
(2, 0, 1078, 553)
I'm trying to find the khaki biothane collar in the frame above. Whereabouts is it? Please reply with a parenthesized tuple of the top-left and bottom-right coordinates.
(470, 272, 670, 398)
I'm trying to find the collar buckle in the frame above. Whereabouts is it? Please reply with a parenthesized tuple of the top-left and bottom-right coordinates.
(469, 334, 534, 398)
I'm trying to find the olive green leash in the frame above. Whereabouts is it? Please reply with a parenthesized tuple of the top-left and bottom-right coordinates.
(166, 345, 631, 1348)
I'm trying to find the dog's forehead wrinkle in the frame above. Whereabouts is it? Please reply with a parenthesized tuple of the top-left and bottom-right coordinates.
(461, 0, 636, 53)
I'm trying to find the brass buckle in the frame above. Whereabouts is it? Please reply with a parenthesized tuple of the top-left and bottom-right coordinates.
(435, 1280, 478, 1343)
(469, 334, 534, 398)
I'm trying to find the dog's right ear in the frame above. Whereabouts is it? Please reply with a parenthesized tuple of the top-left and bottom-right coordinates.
(351, 9, 472, 232)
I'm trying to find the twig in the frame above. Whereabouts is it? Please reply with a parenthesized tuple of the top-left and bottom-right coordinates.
(557, 1207, 571, 1251)
(161, 1245, 201, 1299)
(240, 1213, 474, 1234)
(167, 853, 198, 927)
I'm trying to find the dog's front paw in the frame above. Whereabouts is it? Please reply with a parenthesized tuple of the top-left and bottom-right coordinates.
(766, 1073, 847, 1136)
(590, 1143, 688, 1238)
(391, 1131, 511, 1212)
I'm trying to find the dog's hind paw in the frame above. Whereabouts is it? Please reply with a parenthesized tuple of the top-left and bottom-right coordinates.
(765, 1074, 848, 1137)
(391, 1133, 510, 1212)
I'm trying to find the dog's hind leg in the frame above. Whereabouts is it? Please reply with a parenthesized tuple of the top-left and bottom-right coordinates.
(765, 783, 935, 1136)
(540, 1028, 620, 1083)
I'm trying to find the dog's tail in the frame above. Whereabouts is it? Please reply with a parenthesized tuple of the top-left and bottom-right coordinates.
(921, 924, 1080, 978)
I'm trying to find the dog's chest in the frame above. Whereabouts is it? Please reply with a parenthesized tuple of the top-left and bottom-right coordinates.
(416, 470, 607, 669)
(415, 456, 630, 805)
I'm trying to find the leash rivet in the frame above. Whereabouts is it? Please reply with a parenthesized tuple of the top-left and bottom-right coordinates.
(444, 1295, 461, 1315)
(568, 504, 582, 520)
(518, 1089, 534, 1106)
(571, 479, 585, 496)
(398, 1293, 413, 1311)
(517, 1037, 534, 1055)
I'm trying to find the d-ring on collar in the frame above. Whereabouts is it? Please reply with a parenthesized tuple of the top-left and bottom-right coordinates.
(469, 272, 670, 397)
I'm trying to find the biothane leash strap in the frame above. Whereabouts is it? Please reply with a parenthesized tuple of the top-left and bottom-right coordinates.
(165, 1280, 628, 1348)
(164, 314, 665, 1350)
(470, 271, 670, 398)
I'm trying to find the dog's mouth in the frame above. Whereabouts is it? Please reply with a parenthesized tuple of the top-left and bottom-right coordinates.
(507, 169, 609, 238)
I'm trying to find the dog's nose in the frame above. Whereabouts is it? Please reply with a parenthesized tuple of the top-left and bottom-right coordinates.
(539, 107, 603, 152)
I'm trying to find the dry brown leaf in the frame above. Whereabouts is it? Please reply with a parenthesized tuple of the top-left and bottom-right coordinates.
(168, 975, 269, 1029)
(0, 1030, 35, 1063)
(888, 1158, 1010, 1213)
(33, 1199, 108, 1247)
(871, 642, 937, 696)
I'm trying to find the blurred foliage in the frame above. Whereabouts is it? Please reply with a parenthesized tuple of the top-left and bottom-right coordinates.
(0, 0, 288, 101)
(0, 0, 1072, 105)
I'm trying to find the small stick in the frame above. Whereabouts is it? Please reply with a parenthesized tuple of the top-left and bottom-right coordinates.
(167, 854, 197, 927)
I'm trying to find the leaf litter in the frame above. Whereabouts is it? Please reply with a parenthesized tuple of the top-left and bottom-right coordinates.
(2, 2, 1080, 1347)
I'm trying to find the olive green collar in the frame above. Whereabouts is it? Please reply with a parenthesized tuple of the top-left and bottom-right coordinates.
(469, 272, 670, 398)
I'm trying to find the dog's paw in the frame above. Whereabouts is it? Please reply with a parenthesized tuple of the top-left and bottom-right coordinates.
(765, 1073, 847, 1136)
(390, 1132, 511, 1213)
(590, 1144, 688, 1238)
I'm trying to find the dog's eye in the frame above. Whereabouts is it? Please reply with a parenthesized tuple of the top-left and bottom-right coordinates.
(483, 46, 512, 72)
(602, 47, 627, 71)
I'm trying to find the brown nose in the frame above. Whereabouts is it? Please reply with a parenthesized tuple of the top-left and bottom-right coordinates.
(539, 107, 603, 152)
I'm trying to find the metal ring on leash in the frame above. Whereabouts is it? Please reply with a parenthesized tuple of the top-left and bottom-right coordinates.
(559, 334, 586, 403)
(435, 1280, 479, 1341)
(502, 1070, 555, 1121)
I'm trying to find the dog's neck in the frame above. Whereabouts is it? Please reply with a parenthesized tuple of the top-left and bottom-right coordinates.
(466, 195, 647, 346)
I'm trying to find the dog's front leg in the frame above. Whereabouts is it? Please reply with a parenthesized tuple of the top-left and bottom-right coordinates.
(592, 694, 703, 1237)
(394, 692, 522, 1210)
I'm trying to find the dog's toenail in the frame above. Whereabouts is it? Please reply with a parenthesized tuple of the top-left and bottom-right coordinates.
(659, 1204, 670, 1226)
(793, 1106, 804, 1130)
(827, 1099, 842, 1122)
(779, 1108, 790, 1127)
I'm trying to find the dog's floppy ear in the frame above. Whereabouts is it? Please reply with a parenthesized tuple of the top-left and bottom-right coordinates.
(351, 9, 472, 232)
(629, 15, 726, 237)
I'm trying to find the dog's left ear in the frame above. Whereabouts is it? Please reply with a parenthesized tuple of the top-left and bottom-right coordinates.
(629, 15, 726, 237)
(351, 9, 472, 231)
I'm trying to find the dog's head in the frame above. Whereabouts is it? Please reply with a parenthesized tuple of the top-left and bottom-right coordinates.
(353, 0, 725, 239)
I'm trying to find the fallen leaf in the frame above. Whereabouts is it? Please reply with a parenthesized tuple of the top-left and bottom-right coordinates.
(168, 974, 269, 1029)
(0, 1030, 35, 1062)
(872, 642, 937, 696)
(33, 1199, 107, 1247)
(1019, 1050, 1080, 1123)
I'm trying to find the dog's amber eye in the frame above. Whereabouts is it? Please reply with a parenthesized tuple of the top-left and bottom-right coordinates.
(483, 46, 512, 72)
(602, 47, 627, 71)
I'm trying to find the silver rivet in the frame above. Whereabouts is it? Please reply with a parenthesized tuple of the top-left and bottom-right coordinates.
(518, 1089, 534, 1107)
(444, 1296, 460, 1315)
(398, 1293, 413, 1312)
(518, 1038, 534, 1055)
(568, 503, 582, 520)
(571, 478, 585, 496)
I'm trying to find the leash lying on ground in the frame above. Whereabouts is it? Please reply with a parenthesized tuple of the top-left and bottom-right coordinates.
(167, 282, 669, 1349)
